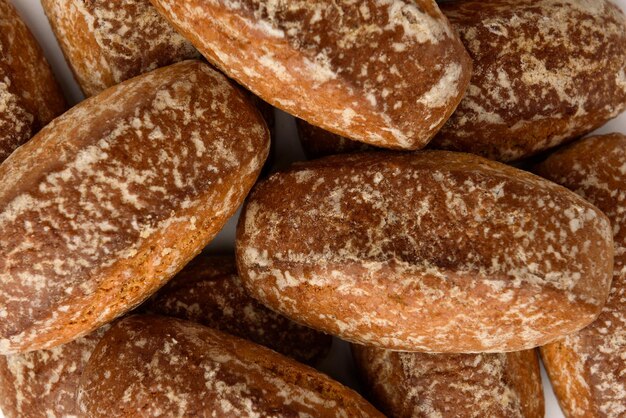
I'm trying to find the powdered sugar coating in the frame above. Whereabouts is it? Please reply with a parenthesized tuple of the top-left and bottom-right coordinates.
(42, 0, 200, 97)
(432, 0, 626, 162)
(537, 134, 626, 418)
(0, 326, 108, 418)
(353, 346, 544, 418)
(236, 151, 613, 352)
(0, 60, 269, 354)
(77, 315, 383, 417)
(145, 254, 331, 364)
(0, 0, 65, 162)
(150, 0, 472, 150)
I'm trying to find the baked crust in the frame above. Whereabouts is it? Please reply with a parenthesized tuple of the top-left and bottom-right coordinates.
(0, 60, 270, 354)
(0, 326, 109, 418)
(0, 0, 66, 162)
(41, 0, 200, 97)
(0, 252, 329, 416)
(145, 253, 331, 364)
(536, 133, 626, 418)
(295, 0, 626, 162)
(433, 0, 626, 161)
(236, 151, 613, 352)
(77, 315, 383, 417)
(150, 0, 472, 150)
(40, 0, 279, 139)
(353, 345, 544, 418)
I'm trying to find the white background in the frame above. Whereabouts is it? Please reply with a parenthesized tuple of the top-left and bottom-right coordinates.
(6, 1, 626, 417)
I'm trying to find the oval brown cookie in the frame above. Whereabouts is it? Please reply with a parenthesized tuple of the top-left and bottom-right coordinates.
(0, 326, 109, 418)
(353, 345, 544, 418)
(41, 0, 200, 97)
(432, 0, 626, 161)
(236, 151, 613, 352)
(0, 60, 270, 354)
(77, 315, 383, 417)
(150, 0, 472, 150)
(0, 0, 66, 162)
(536, 133, 626, 418)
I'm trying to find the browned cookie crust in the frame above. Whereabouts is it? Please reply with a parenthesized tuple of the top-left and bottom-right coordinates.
(77, 315, 383, 417)
(150, 0, 472, 150)
(536, 133, 626, 418)
(0, 0, 66, 162)
(236, 151, 613, 352)
(145, 254, 331, 364)
(0, 60, 270, 354)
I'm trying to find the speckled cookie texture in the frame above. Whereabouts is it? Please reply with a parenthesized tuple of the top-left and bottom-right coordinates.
(0, 253, 328, 417)
(149, 0, 472, 150)
(431, 0, 626, 162)
(0, 325, 108, 418)
(536, 133, 626, 418)
(352, 345, 544, 418)
(41, 0, 280, 138)
(236, 151, 614, 352)
(41, 0, 200, 97)
(77, 315, 384, 417)
(0, 0, 66, 163)
(144, 253, 331, 365)
(0, 60, 270, 355)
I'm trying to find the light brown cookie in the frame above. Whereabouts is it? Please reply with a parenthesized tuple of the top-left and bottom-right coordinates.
(353, 346, 544, 418)
(0, 326, 109, 418)
(145, 254, 331, 364)
(432, 0, 626, 161)
(41, 0, 199, 97)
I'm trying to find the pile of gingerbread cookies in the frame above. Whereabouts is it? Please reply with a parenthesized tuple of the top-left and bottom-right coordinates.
(0, 0, 625, 417)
